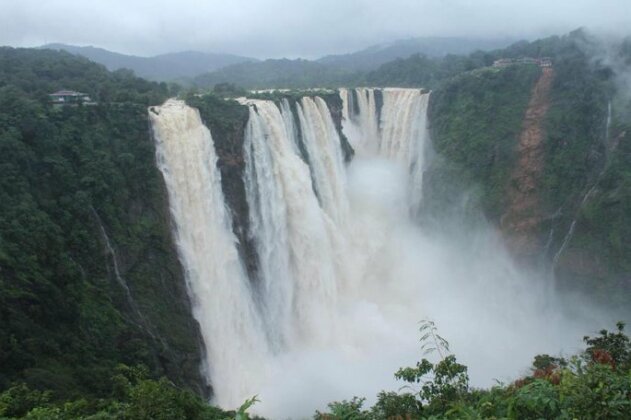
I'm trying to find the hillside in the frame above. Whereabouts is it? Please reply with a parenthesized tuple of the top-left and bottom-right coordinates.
(425, 30, 629, 305)
(40, 43, 256, 81)
(317, 36, 514, 71)
(0, 47, 207, 399)
(194, 58, 358, 89)
(190, 39, 518, 91)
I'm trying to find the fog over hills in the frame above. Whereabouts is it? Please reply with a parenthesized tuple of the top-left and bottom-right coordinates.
(192, 36, 520, 88)
(316, 36, 517, 71)
(40, 43, 257, 81)
(39, 36, 517, 84)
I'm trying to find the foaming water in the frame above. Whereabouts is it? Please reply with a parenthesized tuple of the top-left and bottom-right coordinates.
(150, 99, 269, 408)
(243, 98, 339, 351)
(152, 93, 613, 419)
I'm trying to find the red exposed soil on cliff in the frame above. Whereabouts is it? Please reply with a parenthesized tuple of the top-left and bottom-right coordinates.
(502, 68, 554, 256)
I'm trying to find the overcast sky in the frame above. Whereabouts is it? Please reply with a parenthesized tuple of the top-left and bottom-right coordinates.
(1, 0, 630, 59)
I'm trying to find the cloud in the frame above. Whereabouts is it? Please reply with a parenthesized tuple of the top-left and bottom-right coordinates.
(0, 0, 630, 58)
(576, 31, 631, 102)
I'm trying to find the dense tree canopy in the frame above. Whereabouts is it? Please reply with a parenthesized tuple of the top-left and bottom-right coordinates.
(0, 47, 206, 401)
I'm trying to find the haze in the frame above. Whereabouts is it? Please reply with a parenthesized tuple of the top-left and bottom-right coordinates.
(1, 0, 630, 58)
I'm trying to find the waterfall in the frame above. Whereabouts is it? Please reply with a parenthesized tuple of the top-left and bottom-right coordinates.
(150, 91, 606, 418)
(242, 98, 340, 348)
(91, 205, 158, 340)
(341, 87, 380, 153)
(296, 96, 349, 224)
(340, 87, 430, 212)
(91, 206, 137, 309)
(552, 100, 613, 270)
(150, 99, 268, 408)
(606, 100, 612, 144)
(243, 101, 294, 349)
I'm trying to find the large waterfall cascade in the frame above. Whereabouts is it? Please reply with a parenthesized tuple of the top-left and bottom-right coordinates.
(242, 97, 342, 350)
(340, 88, 429, 213)
(150, 99, 269, 407)
(151, 91, 609, 418)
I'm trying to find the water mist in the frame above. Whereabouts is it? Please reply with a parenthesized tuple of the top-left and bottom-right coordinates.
(151, 91, 614, 419)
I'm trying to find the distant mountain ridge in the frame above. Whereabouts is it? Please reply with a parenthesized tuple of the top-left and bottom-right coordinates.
(192, 36, 518, 89)
(193, 58, 357, 89)
(316, 36, 517, 71)
(40, 43, 257, 81)
(40, 37, 516, 85)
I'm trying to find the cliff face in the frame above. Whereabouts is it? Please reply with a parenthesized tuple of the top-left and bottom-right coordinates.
(426, 64, 541, 223)
(321, 92, 355, 162)
(186, 95, 258, 279)
(426, 35, 629, 306)
(553, 105, 631, 306)
(0, 49, 208, 398)
(0, 106, 208, 397)
(501, 68, 554, 257)
(96, 115, 210, 397)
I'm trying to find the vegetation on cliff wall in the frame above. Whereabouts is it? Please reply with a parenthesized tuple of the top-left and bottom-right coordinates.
(425, 31, 630, 304)
(557, 88, 631, 304)
(426, 64, 540, 221)
(493, 31, 627, 302)
(0, 48, 207, 400)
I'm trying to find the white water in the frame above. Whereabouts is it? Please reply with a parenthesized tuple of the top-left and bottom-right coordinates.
(342, 88, 380, 154)
(150, 99, 269, 408)
(296, 96, 349, 224)
(341, 87, 429, 213)
(243, 98, 340, 351)
(151, 93, 612, 419)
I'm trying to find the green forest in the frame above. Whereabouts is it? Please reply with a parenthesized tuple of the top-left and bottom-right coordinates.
(425, 30, 631, 306)
(0, 47, 208, 408)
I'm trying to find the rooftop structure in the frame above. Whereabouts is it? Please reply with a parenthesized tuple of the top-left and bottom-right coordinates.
(49, 90, 95, 105)
(493, 57, 553, 68)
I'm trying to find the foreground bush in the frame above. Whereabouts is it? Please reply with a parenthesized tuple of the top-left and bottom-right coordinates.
(2, 323, 629, 419)
(316, 321, 631, 419)
(0, 365, 244, 420)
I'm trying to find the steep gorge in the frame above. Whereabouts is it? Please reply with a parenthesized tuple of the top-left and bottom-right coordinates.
(151, 87, 615, 417)
(152, 89, 438, 415)
(2, 39, 630, 417)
